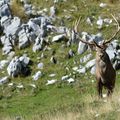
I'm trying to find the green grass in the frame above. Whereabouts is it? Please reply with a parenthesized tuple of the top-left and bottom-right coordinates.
(0, 0, 120, 119)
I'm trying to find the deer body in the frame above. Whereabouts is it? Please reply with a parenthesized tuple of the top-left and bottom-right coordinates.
(73, 14, 120, 98)
(95, 48, 116, 97)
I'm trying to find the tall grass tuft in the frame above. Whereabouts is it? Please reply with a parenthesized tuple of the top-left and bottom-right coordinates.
(10, 0, 28, 21)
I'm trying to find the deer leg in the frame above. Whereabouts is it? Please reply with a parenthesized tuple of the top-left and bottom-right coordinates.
(97, 81, 103, 98)
(107, 86, 113, 97)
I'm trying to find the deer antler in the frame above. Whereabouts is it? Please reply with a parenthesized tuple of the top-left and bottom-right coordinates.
(74, 17, 99, 46)
(73, 16, 81, 33)
(104, 14, 120, 45)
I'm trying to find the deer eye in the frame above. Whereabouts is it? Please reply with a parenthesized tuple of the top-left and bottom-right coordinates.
(99, 53, 104, 58)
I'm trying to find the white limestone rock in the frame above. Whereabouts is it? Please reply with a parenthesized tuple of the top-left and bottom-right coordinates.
(52, 34, 66, 42)
(4, 17, 21, 36)
(61, 75, 69, 81)
(85, 59, 95, 69)
(37, 63, 44, 69)
(67, 78, 75, 83)
(90, 66, 96, 75)
(46, 79, 57, 85)
(80, 54, 93, 63)
(32, 71, 42, 81)
(0, 76, 9, 85)
(18, 28, 30, 49)
(77, 67, 86, 74)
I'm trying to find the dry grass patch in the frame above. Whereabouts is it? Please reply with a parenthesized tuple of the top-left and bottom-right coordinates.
(10, 0, 28, 21)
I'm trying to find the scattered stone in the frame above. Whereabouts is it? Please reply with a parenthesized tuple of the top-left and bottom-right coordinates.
(8, 82, 14, 87)
(99, 3, 107, 8)
(52, 34, 66, 42)
(67, 78, 75, 83)
(49, 74, 56, 77)
(80, 53, 93, 63)
(37, 62, 44, 69)
(97, 16, 103, 29)
(68, 49, 75, 58)
(61, 75, 69, 81)
(17, 83, 24, 89)
(32, 71, 42, 81)
(86, 17, 93, 26)
(29, 83, 36, 88)
(77, 67, 86, 74)
(7, 56, 31, 77)
(78, 41, 88, 54)
(0, 76, 9, 85)
(72, 67, 78, 71)
(46, 79, 57, 85)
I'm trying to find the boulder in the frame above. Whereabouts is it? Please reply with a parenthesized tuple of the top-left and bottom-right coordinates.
(68, 49, 75, 58)
(99, 3, 107, 8)
(7, 57, 22, 77)
(7, 56, 31, 77)
(4, 17, 21, 36)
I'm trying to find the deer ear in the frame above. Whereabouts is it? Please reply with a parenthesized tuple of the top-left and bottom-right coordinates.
(89, 45, 97, 51)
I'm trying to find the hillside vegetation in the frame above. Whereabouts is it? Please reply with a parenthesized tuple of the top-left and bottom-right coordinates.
(0, 0, 120, 120)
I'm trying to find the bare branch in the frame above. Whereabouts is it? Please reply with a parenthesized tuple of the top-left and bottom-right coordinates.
(104, 14, 120, 44)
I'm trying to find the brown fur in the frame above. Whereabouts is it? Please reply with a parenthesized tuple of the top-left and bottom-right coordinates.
(95, 46, 116, 98)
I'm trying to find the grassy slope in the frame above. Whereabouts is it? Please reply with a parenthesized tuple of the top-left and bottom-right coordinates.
(0, 0, 120, 119)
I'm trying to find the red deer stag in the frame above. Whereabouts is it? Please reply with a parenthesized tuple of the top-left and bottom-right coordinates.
(74, 15, 120, 98)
